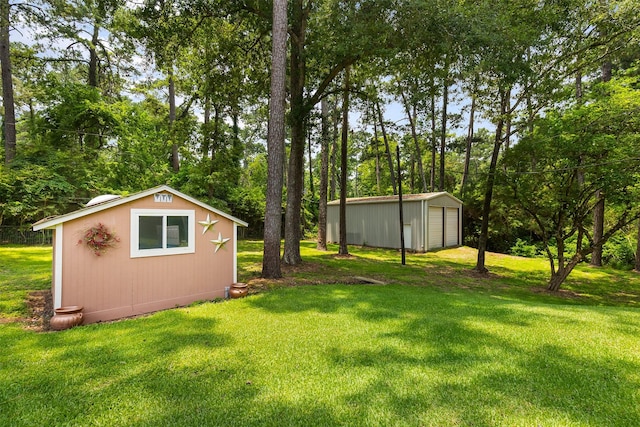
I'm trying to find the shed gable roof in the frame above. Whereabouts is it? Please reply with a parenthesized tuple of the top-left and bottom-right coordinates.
(33, 185, 248, 231)
(327, 192, 462, 206)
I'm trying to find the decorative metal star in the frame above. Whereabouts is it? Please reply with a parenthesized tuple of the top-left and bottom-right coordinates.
(210, 232, 231, 253)
(198, 214, 218, 235)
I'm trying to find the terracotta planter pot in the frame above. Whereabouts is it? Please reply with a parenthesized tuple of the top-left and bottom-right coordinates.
(229, 283, 248, 299)
(50, 306, 84, 331)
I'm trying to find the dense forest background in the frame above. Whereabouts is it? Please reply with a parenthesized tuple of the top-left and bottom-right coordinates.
(1, 1, 640, 286)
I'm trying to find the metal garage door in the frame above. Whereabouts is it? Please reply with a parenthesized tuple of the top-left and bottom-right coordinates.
(428, 206, 444, 249)
(446, 208, 459, 247)
(403, 224, 412, 250)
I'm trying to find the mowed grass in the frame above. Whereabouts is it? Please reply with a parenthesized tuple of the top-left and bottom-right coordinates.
(1, 242, 639, 426)
(240, 241, 640, 307)
(0, 246, 51, 319)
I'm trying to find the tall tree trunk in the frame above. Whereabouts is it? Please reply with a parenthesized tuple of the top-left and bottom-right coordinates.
(601, 61, 612, 83)
(401, 90, 427, 192)
(231, 108, 242, 182)
(525, 48, 535, 135)
(1, 0, 16, 164)
(409, 155, 416, 193)
(339, 66, 350, 256)
(634, 219, 640, 273)
(372, 110, 381, 193)
(88, 23, 100, 88)
(475, 88, 508, 273)
(202, 95, 211, 157)
(461, 90, 476, 197)
(376, 101, 396, 195)
(317, 99, 330, 251)
(329, 101, 339, 201)
(211, 106, 220, 163)
(86, 24, 100, 151)
(575, 70, 583, 102)
(397, 145, 405, 265)
(504, 87, 511, 151)
(283, 0, 307, 266)
(307, 124, 314, 198)
(168, 67, 179, 172)
(439, 70, 449, 191)
(262, 0, 288, 279)
(209, 106, 221, 176)
(591, 190, 605, 266)
(591, 60, 612, 267)
(430, 90, 437, 191)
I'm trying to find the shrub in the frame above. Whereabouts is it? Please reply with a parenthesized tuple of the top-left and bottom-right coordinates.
(510, 238, 539, 258)
(602, 234, 635, 269)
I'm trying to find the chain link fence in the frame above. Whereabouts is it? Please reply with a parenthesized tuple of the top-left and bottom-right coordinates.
(0, 226, 53, 246)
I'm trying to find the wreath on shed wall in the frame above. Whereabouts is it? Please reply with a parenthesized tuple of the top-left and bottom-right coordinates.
(79, 223, 120, 256)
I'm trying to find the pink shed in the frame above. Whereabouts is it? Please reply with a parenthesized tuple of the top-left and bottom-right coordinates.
(33, 185, 248, 324)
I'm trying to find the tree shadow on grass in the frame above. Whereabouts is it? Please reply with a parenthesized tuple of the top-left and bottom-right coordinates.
(248, 285, 640, 426)
(331, 321, 640, 426)
(3, 286, 639, 426)
(0, 310, 241, 425)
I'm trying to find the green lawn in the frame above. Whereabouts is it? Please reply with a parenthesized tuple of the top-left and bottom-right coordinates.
(1, 242, 639, 426)
(0, 246, 52, 319)
(239, 241, 640, 307)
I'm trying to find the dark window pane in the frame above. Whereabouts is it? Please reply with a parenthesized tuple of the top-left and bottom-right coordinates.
(139, 216, 163, 249)
(167, 216, 189, 248)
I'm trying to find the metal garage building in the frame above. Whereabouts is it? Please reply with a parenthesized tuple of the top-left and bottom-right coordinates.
(326, 192, 463, 252)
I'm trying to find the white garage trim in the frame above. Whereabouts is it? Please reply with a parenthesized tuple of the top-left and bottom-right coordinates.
(54, 224, 63, 309)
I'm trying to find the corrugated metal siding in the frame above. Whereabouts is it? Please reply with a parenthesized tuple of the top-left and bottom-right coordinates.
(326, 206, 339, 243)
(348, 202, 399, 248)
(326, 201, 423, 250)
(326, 193, 461, 252)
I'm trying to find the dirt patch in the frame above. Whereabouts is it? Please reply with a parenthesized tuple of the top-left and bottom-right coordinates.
(463, 269, 503, 280)
(246, 260, 370, 291)
(24, 290, 53, 331)
(530, 286, 584, 300)
(282, 261, 324, 275)
(333, 254, 355, 259)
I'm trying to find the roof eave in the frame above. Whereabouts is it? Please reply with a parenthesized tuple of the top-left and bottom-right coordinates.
(327, 192, 461, 206)
(32, 185, 248, 231)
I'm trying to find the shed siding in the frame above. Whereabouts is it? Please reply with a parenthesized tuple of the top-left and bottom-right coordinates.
(327, 201, 423, 251)
(59, 194, 235, 324)
(326, 193, 461, 253)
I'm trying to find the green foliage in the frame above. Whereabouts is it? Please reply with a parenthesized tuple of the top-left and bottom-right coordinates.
(0, 163, 78, 226)
(501, 75, 640, 288)
(228, 186, 266, 237)
(509, 238, 539, 258)
(602, 233, 636, 269)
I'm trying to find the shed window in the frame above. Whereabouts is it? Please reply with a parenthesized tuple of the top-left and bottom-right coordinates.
(131, 209, 195, 258)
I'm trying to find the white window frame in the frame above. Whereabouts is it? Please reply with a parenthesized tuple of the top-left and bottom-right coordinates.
(130, 209, 195, 258)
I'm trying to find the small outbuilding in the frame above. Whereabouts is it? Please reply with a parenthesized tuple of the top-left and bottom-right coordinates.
(326, 192, 463, 252)
(33, 185, 248, 324)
